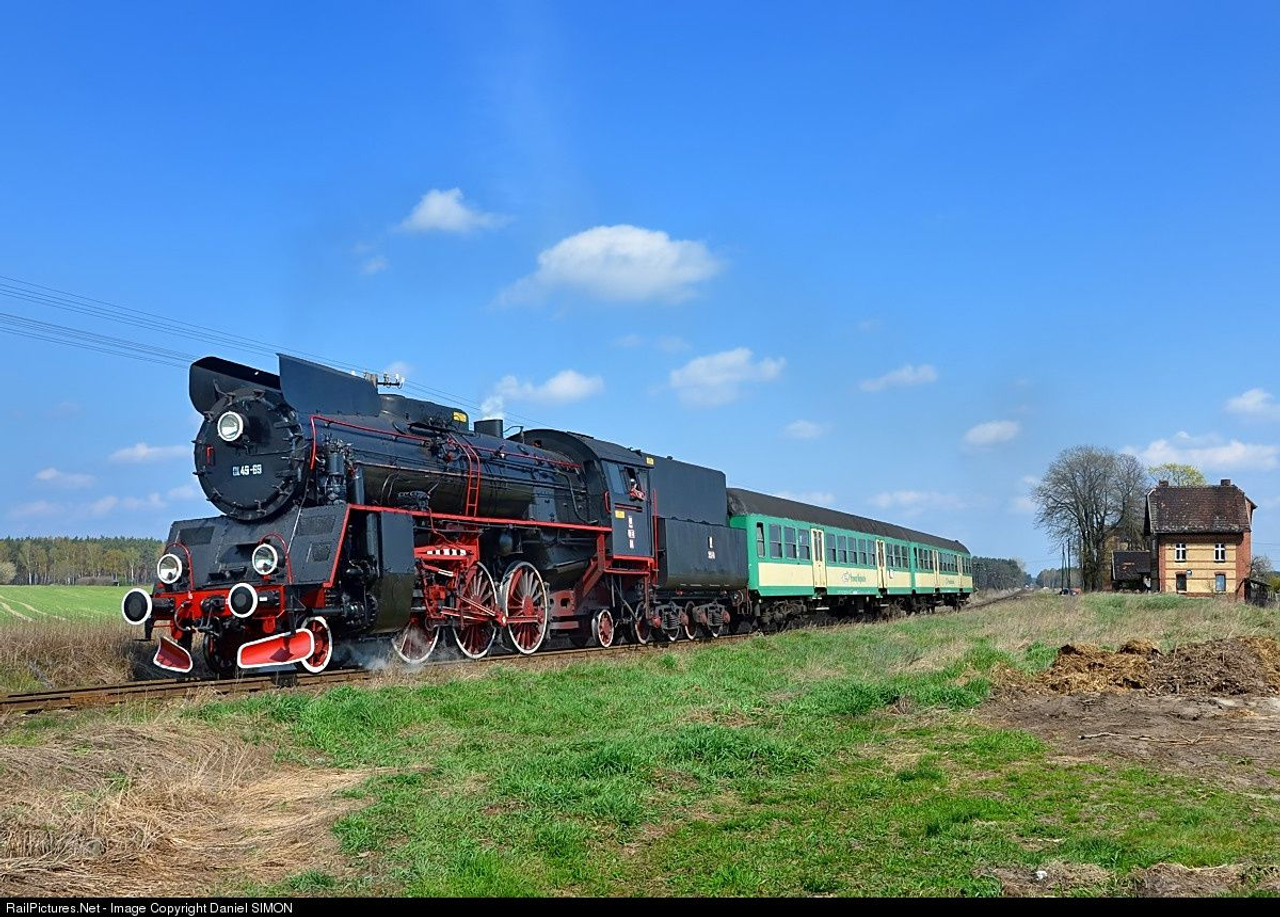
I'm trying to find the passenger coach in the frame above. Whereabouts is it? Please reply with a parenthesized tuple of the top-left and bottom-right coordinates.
(727, 489, 972, 626)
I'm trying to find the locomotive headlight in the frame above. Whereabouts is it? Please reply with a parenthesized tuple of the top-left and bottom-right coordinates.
(227, 582, 259, 619)
(156, 553, 184, 585)
(217, 411, 246, 443)
(252, 543, 280, 576)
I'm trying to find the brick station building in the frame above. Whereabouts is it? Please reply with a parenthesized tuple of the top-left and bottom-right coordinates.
(1144, 479, 1256, 599)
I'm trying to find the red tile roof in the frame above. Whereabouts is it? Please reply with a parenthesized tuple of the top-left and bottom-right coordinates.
(1145, 481, 1256, 535)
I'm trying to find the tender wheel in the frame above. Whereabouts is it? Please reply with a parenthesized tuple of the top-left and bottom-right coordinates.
(661, 611, 680, 642)
(454, 564, 498, 660)
(298, 616, 333, 674)
(633, 613, 652, 645)
(707, 608, 726, 638)
(392, 619, 440, 664)
(683, 602, 698, 640)
(593, 609, 615, 648)
(502, 562, 549, 655)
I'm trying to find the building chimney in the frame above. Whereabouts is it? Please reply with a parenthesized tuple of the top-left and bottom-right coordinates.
(1220, 479, 1231, 486)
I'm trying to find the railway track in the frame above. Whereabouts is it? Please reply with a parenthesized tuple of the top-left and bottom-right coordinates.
(0, 591, 1028, 715)
(0, 631, 756, 715)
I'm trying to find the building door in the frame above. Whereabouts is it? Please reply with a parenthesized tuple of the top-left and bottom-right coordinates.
(1176, 573, 1187, 593)
(811, 529, 827, 589)
(875, 540, 887, 589)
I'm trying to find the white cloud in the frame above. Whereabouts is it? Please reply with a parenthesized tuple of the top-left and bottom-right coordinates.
(784, 420, 828, 440)
(398, 188, 509, 234)
(481, 369, 604, 418)
(1010, 495, 1036, 514)
(360, 255, 389, 275)
(859, 363, 938, 392)
(9, 500, 57, 519)
(504, 225, 723, 303)
(166, 484, 201, 501)
(1124, 431, 1279, 472)
(870, 491, 968, 514)
(669, 348, 784, 407)
(109, 443, 188, 463)
(776, 490, 836, 507)
(613, 334, 646, 348)
(384, 360, 414, 382)
(1226, 388, 1280, 422)
(35, 467, 94, 488)
(89, 493, 166, 517)
(963, 420, 1021, 447)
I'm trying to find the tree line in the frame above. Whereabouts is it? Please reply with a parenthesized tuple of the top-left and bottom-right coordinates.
(0, 537, 164, 586)
(971, 556, 1031, 591)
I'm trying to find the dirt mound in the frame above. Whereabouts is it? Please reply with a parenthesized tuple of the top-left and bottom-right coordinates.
(1031, 637, 1280, 697)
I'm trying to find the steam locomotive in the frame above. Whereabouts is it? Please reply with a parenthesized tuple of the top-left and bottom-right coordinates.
(122, 354, 973, 676)
(121, 354, 748, 675)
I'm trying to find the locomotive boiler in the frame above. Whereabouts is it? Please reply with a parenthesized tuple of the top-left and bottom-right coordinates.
(122, 354, 748, 676)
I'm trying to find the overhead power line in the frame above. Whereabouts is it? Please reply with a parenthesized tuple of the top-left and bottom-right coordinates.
(0, 274, 544, 427)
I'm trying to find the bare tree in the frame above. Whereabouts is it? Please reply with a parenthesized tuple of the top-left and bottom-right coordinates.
(1251, 555, 1274, 583)
(1034, 446, 1149, 592)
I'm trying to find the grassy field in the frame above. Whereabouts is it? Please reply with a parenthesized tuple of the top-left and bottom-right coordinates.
(0, 585, 129, 624)
(3, 590, 1280, 896)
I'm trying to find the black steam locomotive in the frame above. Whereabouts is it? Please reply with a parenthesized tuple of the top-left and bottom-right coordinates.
(122, 355, 747, 675)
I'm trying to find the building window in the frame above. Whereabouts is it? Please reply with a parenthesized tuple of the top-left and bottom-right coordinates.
(1176, 573, 1187, 593)
(1215, 543, 1226, 563)
(755, 523, 765, 558)
(1215, 573, 1227, 593)
(784, 527, 798, 559)
(799, 530, 811, 561)
(769, 524, 782, 559)
(1174, 543, 1186, 563)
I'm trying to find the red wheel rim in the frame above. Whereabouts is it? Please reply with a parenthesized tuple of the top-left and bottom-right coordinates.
(683, 603, 698, 640)
(594, 609, 615, 648)
(634, 614, 651, 645)
(299, 616, 333, 673)
(503, 562, 548, 655)
(454, 564, 497, 659)
(392, 619, 439, 664)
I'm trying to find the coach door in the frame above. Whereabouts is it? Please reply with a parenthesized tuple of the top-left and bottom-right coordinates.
(875, 540, 888, 589)
(811, 529, 827, 589)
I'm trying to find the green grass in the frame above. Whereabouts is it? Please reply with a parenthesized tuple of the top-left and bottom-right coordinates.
(0, 585, 129, 624)
(10, 591, 1280, 896)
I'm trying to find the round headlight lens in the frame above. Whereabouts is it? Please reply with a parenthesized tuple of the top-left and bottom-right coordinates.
(252, 543, 280, 576)
(157, 553, 183, 585)
(217, 411, 245, 443)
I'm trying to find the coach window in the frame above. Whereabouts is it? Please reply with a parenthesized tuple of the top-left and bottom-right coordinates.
(828, 535, 837, 563)
(860, 539, 869, 565)
(784, 527, 798, 559)
(755, 523, 766, 558)
(769, 524, 783, 558)
(838, 536, 848, 564)
(799, 530, 811, 560)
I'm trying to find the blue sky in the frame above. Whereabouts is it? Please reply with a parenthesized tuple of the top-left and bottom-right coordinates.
(1, 1, 1278, 575)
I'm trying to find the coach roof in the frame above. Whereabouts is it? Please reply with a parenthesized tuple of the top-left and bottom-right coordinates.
(727, 488, 969, 554)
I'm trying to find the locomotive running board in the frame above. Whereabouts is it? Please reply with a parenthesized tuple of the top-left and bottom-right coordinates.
(153, 636, 194, 674)
(236, 629, 316, 670)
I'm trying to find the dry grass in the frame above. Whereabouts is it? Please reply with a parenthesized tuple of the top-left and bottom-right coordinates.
(0, 712, 369, 896)
(0, 620, 141, 693)
(901, 592, 1275, 676)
